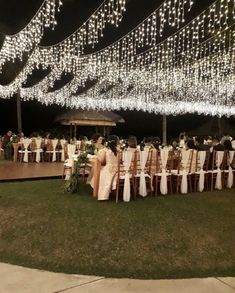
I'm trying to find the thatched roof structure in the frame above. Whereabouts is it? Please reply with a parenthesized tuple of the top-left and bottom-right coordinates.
(55, 110, 125, 127)
(189, 117, 235, 137)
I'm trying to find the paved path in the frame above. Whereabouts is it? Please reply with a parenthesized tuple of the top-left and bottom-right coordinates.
(0, 262, 235, 293)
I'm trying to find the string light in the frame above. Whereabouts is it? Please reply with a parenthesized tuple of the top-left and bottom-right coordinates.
(0, 0, 63, 72)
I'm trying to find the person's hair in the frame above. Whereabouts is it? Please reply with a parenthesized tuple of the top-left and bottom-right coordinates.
(128, 135, 137, 148)
(170, 138, 178, 146)
(91, 133, 102, 143)
(152, 137, 161, 149)
(186, 139, 196, 149)
(196, 136, 204, 144)
(143, 137, 152, 144)
(107, 135, 119, 156)
(223, 139, 233, 150)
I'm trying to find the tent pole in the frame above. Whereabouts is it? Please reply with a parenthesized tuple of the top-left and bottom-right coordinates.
(16, 90, 22, 134)
(74, 124, 77, 138)
(70, 123, 72, 139)
(162, 114, 167, 145)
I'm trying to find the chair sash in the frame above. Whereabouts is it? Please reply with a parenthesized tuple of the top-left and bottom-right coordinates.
(160, 148, 169, 195)
(51, 139, 58, 162)
(198, 151, 206, 192)
(22, 138, 32, 162)
(227, 151, 235, 188)
(139, 150, 149, 197)
(60, 139, 66, 162)
(64, 144, 76, 180)
(122, 150, 133, 202)
(215, 151, 224, 190)
(35, 138, 42, 163)
(180, 149, 191, 194)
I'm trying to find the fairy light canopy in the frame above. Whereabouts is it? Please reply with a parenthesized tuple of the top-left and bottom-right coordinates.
(0, 0, 235, 117)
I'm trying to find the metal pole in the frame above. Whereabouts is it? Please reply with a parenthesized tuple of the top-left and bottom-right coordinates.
(16, 90, 22, 134)
(162, 114, 167, 145)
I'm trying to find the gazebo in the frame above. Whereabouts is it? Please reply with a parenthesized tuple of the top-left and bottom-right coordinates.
(55, 109, 125, 137)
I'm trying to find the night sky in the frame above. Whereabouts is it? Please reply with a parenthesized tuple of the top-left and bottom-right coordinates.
(0, 0, 234, 140)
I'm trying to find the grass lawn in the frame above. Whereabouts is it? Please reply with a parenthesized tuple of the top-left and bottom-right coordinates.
(0, 179, 234, 279)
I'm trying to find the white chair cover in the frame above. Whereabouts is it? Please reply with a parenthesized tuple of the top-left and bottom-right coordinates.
(22, 138, 32, 162)
(64, 144, 76, 180)
(180, 149, 191, 194)
(122, 150, 133, 202)
(160, 148, 169, 195)
(60, 139, 66, 162)
(215, 151, 224, 190)
(198, 151, 206, 192)
(51, 139, 58, 162)
(139, 150, 149, 197)
(227, 151, 235, 188)
(35, 138, 42, 163)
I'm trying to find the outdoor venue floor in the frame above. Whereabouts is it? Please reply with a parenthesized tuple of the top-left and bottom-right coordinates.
(0, 161, 64, 181)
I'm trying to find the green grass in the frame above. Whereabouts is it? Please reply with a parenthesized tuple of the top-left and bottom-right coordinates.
(0, 179, 235, 279)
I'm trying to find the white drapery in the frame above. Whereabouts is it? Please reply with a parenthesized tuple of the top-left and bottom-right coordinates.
(122, 150, 133, 202)
(180, 149, 191, 194)
(22, 138, 32, 163)
(227, 151, 235, 188)
(215, 151, 224, 190)
(35, 138, 42, 163)
(51, 139, 58, 162)
(198, 151, 206, 192)
(160, 148, 169, 195)
(60, 139, 66, 162)
(139, 150, 149, 197)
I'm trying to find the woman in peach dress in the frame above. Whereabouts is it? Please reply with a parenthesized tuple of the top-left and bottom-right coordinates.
(92, 135, 119, 201)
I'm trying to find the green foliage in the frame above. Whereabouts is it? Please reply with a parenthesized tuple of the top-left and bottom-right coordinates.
(65, 151, 89, 193)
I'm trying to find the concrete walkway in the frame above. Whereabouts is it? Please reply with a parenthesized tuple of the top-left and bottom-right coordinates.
(1, 263, 235, 293)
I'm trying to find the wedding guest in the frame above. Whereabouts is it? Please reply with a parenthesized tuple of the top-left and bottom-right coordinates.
(152, 137, 161, 150)
(211, 137, 225, 151)
(195, 136, 210, 151)
(170, 138, 179, 151)
(186, 139, 196, 150)
(127, 135, 137, 151)
(94, 135, 120, 201)
(2, 130, 13, 160)
(91, 133, 104, 153)
(223, 139, 234, 151)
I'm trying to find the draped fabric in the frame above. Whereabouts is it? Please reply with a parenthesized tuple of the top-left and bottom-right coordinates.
(35, 138, 42, 163)
(139, 150, 149, 197)
(198, 151, 206, 192)
(215, 151, 224, 190)
(122, 150, 133, 202)
(180, 149, 191, 194)
(51, 139, 58, 162)
(22, 138, 32, 162)
(227, 151, 235, 188)
(160, 148, 169, 195)
(64, 144, 76, 180)
(60, 139, 66, 162)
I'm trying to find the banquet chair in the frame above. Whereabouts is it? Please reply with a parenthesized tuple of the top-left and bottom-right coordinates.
(154, 149, 173, 196)
(58, 139, 67, 162)
(222, 150, 234, 189)
(171, 149, 194, 194)
(62, 144, 76, 180)
(209, 151, 226, 191)
(18, 138, 33, 163)
(193, 151, 210, 192)
(32, 138, 44, 163)
(45, 139, 59, 162)
(134, 149, 153, 197)
(113, 150, 136, 203)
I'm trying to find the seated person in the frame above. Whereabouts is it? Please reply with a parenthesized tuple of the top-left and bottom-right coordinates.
(91, 133, 104, 154)
(195, 136, 210, 151)
(127, 135, 137, 151)
(94, 135, 120, 201)
(211, 137, 225, 151)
